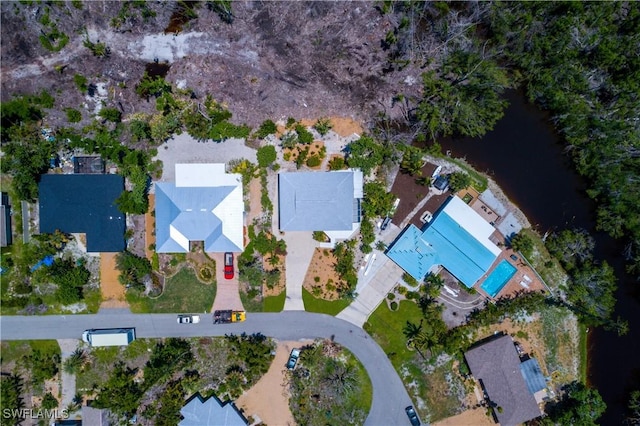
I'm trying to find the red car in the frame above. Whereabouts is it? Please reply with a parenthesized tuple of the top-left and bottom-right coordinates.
(224, 252, 234, 279)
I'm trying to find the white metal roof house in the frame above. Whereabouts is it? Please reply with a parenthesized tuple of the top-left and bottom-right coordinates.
(155, 164, 244, 253)
(278, 170, 363, 236)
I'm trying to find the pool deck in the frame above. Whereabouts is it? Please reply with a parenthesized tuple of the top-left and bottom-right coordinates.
(475, 247, 544, 300)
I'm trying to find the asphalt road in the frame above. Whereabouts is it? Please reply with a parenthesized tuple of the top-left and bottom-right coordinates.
(0, 311, 415, 426)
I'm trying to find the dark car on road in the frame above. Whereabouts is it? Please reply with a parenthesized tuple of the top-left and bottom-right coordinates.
(405, 405, 420, 426)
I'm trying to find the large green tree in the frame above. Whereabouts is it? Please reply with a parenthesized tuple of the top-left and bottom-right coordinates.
(543, 381, 606, 426)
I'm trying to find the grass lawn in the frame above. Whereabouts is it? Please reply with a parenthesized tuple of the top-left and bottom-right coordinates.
(302, 288, 351, 316)
(1, 340, 61, 366)
(127, 267, 216, 313)
(263, 291, 286, 312)
(363, 299, 424, 367)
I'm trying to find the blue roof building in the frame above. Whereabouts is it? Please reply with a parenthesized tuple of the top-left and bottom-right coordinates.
(179, 393, 248, 426)
(520, 358, 547, 395)
(39, 174, 125, 252)
(278, 170, 363, 231)
(386, 196, 501, 287)
(155, 164, 244, 253)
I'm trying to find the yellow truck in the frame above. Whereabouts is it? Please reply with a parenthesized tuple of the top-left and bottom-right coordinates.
(213, 310, 246, 324)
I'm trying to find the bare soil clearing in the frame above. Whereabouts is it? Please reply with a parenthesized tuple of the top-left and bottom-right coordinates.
(302, 248, 344, 300)
(236, 340, 312, 426)
(1, 2, 420, 129)
(99, 252, 127, 307)
(433, 407, 495, 426)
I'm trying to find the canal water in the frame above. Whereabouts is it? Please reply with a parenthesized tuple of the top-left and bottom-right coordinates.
(438, 90, 639, 425)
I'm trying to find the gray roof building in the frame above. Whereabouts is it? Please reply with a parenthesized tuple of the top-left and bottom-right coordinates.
(81, 405, 112, 426)
(179, 393, 248, 426)
(465, 334, 541, 426)
(278, 170, 363, 231)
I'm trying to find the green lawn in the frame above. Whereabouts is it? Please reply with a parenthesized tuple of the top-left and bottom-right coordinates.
(127, 267, 216, 313)
(1, 340, 61, 366)
(363, 299, 424, 367)
(263, 291, 286, 312)
(302, 288, 351, 316)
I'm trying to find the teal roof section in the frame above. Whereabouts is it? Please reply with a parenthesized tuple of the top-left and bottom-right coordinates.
(387, 196, 500, 287)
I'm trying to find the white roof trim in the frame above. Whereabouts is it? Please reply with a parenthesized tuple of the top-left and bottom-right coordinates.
(444, 196, 501, 256)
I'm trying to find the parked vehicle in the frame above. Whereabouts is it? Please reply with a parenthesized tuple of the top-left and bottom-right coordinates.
(286, 348, 301, 370)
(177, 314, 201, 324)
(82, 328, 135, 347)
(213, 310, 246, 324)
(224, 252, 234, 279)
(405, 406, 421, 426)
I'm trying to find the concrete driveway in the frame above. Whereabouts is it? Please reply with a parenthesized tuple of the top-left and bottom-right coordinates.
(0, 312, 414, 426)
(210, 252, 244, 312)
(153, 133, 257, 182)
(337, 252, 404, 327)
(281, 231, 316, 311)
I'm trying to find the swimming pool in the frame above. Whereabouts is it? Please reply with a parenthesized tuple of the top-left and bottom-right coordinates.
(481, 260, 517, 297)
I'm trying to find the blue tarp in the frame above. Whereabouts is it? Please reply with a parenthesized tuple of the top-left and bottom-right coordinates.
(520, 358, 547, 395)
(31, 255, 54, 272)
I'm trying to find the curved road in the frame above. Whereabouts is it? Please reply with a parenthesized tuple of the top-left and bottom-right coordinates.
(0, 311, 413, 426)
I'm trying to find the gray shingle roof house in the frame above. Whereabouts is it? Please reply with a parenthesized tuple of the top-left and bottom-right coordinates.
(38, 174, 126, 252)
(155, 164, 244, 253)
(465, 334, 541, 425)
(278, 170, 363, 231)
(179, 393, 248, 426)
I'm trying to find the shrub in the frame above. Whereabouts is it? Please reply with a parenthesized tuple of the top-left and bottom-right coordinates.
(390, 301, 398, 311)
(65, 108, 82, 123)
(256, 145, 277, 168)
(312, 231, 328, 242)
(286, 117, 296, 128)
(73, 74, 88, 92)
(99, 107, 122, 123)
(83, 38, 110, 57)
(448, 171, 472, 192)
(295, 124, 314, 144)
(387, 293, 395, 300)
(306, 155, 321, 167)
(328, 156, 346, 170)
(283, 152, 292, 161)
(255, 120, 277, 139)
(313, 117, 333, 136)
(281, 132, 298, 149)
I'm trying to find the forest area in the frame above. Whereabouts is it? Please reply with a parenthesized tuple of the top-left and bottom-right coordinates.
(380, 1, 639, 279)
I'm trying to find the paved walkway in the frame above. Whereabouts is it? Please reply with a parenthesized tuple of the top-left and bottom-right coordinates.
(57, 339, 79, 409)
(210, 252, 244, 312)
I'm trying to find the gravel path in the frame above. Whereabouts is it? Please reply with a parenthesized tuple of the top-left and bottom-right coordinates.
(57, 339, 79, 410)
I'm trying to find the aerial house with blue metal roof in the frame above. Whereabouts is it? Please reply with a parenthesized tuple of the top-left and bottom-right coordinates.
(386, 195, 501, 288)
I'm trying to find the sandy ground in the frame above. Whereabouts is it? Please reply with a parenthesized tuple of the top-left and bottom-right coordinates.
(328, 116, 363, 137)
(302, 248, 343, 299)
(99, 252, 128, 308)
(236, 340, 312, 426)
(432, 407, 495, 426)
(145, 194, 156, 260)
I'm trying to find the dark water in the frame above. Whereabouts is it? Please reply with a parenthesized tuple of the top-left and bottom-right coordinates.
(439, 90, 640, 425)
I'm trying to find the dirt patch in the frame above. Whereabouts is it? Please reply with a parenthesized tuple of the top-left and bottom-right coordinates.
(246, 177, 263, 225)
(237, 340, 312, 426)
(432, 406, 495, 426)
(99, 253, 127, 306)
(283, 141, 326, 169)
(390, 162, 439, 224)
(302, 248, 344, 300)
(328, 116, 363, 137)
(145, 194, 156, 260)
